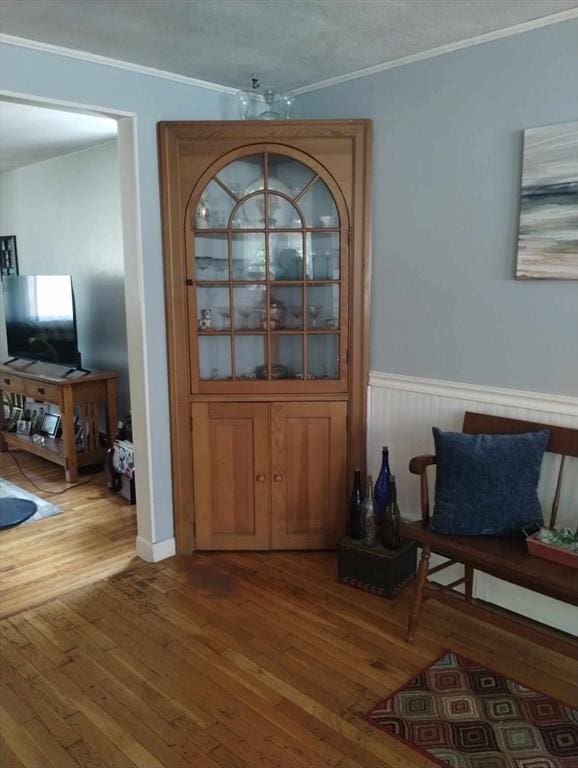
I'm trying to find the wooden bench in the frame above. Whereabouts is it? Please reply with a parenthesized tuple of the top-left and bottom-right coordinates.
(402, 411, 578, 652)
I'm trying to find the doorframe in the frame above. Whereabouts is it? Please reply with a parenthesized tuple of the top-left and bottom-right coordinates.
(0, 89, 157, 558)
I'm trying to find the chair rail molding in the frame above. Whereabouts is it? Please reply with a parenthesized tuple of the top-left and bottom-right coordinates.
(369, 371, 578, 417)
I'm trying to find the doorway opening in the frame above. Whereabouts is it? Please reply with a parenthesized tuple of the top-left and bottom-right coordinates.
(0, 92, 152, 615)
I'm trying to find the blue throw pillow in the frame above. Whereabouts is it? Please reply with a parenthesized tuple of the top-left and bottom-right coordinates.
(429, 427, 549, 537)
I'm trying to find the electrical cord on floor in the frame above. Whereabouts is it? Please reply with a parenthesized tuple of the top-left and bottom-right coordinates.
(4, 450, 97, 496)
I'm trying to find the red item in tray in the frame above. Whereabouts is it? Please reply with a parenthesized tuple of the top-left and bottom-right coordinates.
(526, 533, 578, 569)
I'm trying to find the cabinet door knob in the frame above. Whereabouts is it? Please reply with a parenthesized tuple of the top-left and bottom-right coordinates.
(274, 474, 283, 482)
(3, 378, 10, 385)
(37, 387, 45, 395)
(256, 474, 266, 483)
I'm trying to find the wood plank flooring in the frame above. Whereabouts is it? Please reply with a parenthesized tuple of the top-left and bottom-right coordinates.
(1, 549, 577, 768)
(0, 451, 137, 618)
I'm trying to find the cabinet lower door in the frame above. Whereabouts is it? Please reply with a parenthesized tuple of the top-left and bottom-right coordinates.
(191, 403, 270, 549)
(270, 401, 347, 549)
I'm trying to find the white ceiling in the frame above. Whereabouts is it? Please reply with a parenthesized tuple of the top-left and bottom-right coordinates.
(1, 0, 577, 93)
(0, 101, 118, 173)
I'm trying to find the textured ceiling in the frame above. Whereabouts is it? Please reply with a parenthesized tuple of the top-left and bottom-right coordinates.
(0, 101, 117, 173)
(1, 0, 576, 92)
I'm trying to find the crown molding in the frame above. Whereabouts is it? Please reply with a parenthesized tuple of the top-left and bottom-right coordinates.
(369, 371, 578, 417)
(2, 7, 576, 99)
(0, 33, 239, 96)
(290, 8, 578, 96)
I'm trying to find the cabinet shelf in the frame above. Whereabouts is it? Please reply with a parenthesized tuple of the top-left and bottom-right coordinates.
(193, 280, 341, 286)
(197, 329, 339, 336)
(194, 227, 341, 234)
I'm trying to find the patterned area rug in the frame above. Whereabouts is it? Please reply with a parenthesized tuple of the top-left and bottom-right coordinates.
(365, 650, 578, 767)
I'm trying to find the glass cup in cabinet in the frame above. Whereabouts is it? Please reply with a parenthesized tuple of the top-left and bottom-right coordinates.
(307, 284, 339, 330)
(271, 335, 304, 380)
(299, 178, 339, 229)
(199, 336, 232, 380)
(307, 334, 339, 380)
(233, 285, 266, 331)
(269, 232, 303, 281)
(194, 180, 235, 230)
(235, 336, 267, 380)
(231, 233, 266, 281)
(306, 232, 340, 280)
(267, 154, 315, 199)
(270, 286, 302, 330)
(195, 234, 228, 281)
(217, 154, 264, 199)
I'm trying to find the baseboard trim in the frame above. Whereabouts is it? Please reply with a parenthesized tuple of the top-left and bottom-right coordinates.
(135, 535, 176, 563)
(369, 371, 578, 417)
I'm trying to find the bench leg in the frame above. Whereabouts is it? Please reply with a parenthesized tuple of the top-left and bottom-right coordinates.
(406, 545, 431, 643)
(465, 564, 474, 602)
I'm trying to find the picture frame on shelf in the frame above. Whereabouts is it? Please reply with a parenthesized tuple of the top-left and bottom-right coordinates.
(16, 419, 31, 436)
(4, 405, 23, 432)
(34, 405, 48, 431)
(41, 412, 61, 437)
(0, 235, 18, 280)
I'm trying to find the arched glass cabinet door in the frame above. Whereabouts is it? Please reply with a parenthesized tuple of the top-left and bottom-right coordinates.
(190, 150, 346, 386)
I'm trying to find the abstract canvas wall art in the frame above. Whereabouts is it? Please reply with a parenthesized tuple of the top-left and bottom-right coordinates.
(516, 120, 578, 279)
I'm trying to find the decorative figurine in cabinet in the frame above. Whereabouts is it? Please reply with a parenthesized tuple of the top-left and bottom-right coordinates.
(159, 121, 372, 554)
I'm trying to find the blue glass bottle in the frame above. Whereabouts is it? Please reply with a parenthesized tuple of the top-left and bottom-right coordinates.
(373, 446, 391, 524)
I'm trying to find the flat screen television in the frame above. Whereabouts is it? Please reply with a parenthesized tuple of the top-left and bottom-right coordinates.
(3, 275, 81, 368)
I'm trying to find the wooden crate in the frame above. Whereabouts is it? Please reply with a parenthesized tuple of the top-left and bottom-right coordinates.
(337, 537, 417, 598)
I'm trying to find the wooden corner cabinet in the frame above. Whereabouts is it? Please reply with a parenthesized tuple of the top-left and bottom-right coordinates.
(158, 120, 372, 553)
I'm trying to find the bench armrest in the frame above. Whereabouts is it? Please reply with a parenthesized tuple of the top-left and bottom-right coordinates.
(408, 454, 436, 525)
(409, 455, 436, 475)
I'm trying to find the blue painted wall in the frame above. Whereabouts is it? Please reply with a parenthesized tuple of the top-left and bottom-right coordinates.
(0, 43, 237, 543)
(296, 20, 578, 397)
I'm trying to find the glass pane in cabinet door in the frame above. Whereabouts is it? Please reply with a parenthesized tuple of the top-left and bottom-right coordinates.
(307, 335, 339, 380)
(232, 195, 266, 229)
(217, 154, 264, 199)
(306, 232, 340, 280)
(195, 233, 228, 281)
(235, 336, 267, 380)
(299, 178, 339, 229)
(199, 336, 232, 380)
(268, 154, 315, 199)
(196, 286, 230, 332)
(269, 232, 303, 281)
(267, 194, 302, 229)
(270, 286, 303, 330)
(233, 284, 266, 331)
(231, 233, 266, 281)
(271, 335, 303, 380)
(306, 284, 339, 330)
(194, 180, 235, 230)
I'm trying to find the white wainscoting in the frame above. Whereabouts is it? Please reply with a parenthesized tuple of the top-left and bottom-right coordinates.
(367, 372, 578, 636)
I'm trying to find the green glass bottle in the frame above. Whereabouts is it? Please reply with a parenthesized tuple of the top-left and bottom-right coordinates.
(361, 475, 377, 547)
(382, 475, 401, 549)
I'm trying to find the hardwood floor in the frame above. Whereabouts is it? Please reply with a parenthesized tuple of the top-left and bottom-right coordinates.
(1, 547, 577, 767)
(0, 450, 137, 618)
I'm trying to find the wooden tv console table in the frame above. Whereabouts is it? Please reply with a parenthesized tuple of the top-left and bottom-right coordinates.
(0, 364, 118, 482)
